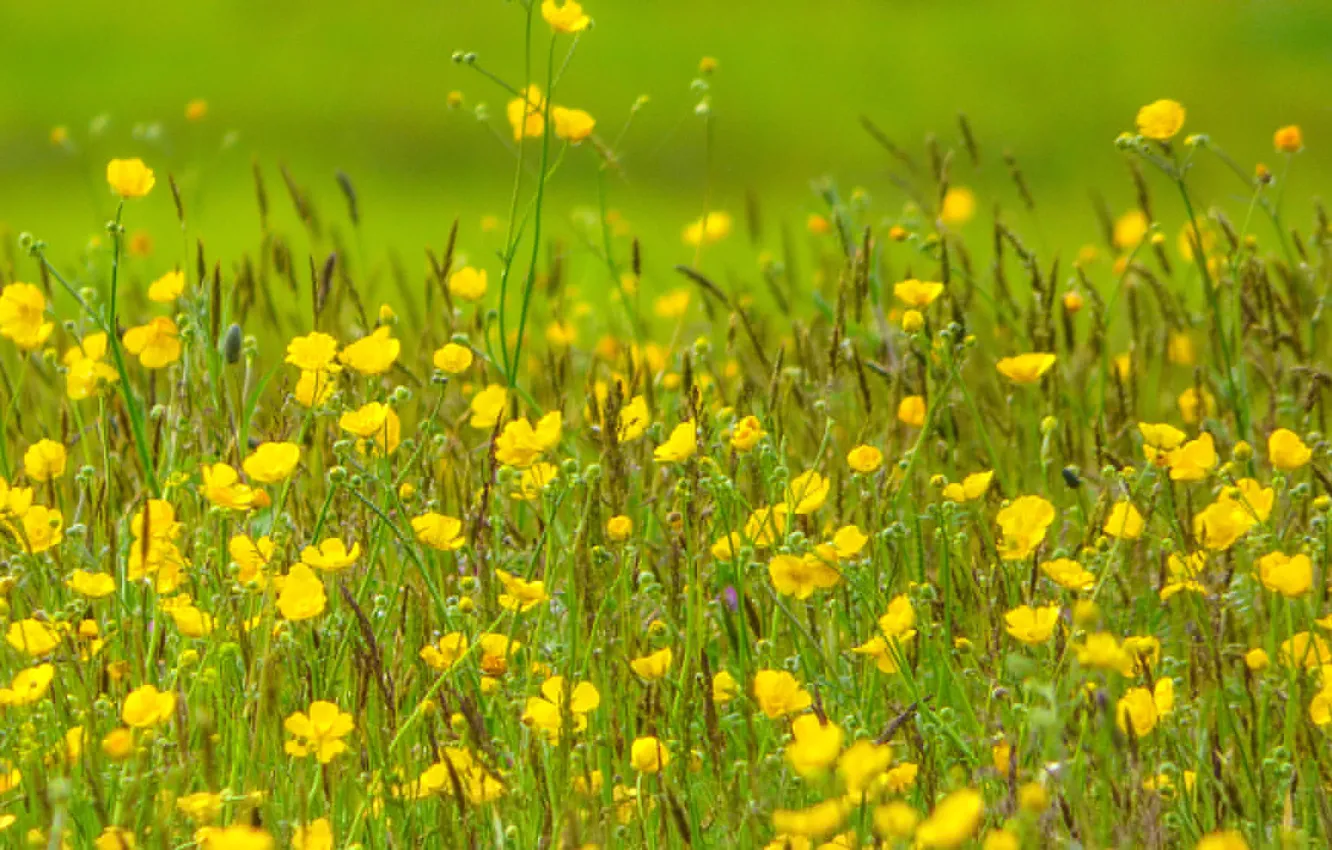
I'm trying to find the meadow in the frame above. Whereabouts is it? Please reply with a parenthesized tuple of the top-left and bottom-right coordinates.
(2, 1, 1332, 849)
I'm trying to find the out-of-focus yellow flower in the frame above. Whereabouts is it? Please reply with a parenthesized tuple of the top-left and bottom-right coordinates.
(496, 569, 549, 612)
(630, 736, 669, 773)
(433, 342, 473, 373)
(1274, 125, 1303, 154)
(469, 384, 508, 429)
(23, 439, 66, 482)
(682, 212, 732, 246)
(106, 157, 155, 198)
(552, 107, 596, 143)
(507, 85, 546, 141)
(943, 471, 994, 503)
(893, 279, 944, 307)
(123, 684, 176, 728)
(996, 353, 1056, 384)
(731, 415, 765, 451)
(630, 647, 672, 681)
(542, 0, 590, 33)
(847, 445, 883, 474)
(897, 394, 926, 427)
(148, 270, 185, 302)
(1113, 210, 1149, 250)
(939, 187, 975, 226)
(915, 788, 983, 848)
(286, 332, 339, 372)
(1004, 604, 1060, 644)
(753, 669, 811, 718)
(1136, 99, 1185, 141)
(785, 713, 844, 778)
(1104, 500, 1144, 539)
(1258, 551, 1312, 598)
(654, 421, 696, 463)
(412, 513, 465, 551)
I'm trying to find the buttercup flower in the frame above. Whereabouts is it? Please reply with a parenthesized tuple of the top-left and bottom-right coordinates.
(242, 442, 301, 484)
(1136, 100, 1185, 141)
(107, 157, 155, 198)
(996, 353, 1056, 384)
(123, 317, 182, 368)
(542, 0, 590, 33)
(0, 284, 54, 350)
(284, 700, 354, 763)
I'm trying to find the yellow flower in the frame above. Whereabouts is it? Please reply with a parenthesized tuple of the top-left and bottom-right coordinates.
(412, 513, 465, 551)
(175, 792, 223, 824)
(1004, 604, 1060, 644)
(23, 439, 66, 482)
(753, 669, 812, 718)
(1040, 558, 1094, 591)
(0, 283, 54, 350)
(1274, 125, 1304, 154)
(292, 819, 333, 850)
(847, 445, 883, 473)
(495, 412, 562, 469)
(1165, 432, 1216, 482)
(1178, 387, 1215, 424)
(939, 186, 976, 226)
(229, 534, 274, 586)
(1114, 210, 1150, 250)
(786, 714, 845, 778)
(433, 342, 474, 374)
(787, 470, 830, 514)
(831, 525, 868, 559)
(413, 748, 506, 804)
(1103, 500, 1144, 539)
(338, 402, 401, 453)
(772, 800, 847, 840)
(731, 415, 765, 451)
(6, 619, 59, 657)
(1268, 428, 1312, 471)
(996, 495, 1056, 560)
(712, 670, 738, 703)
(122, 684, 176, 728)
(496, 569, 549, 611)
(853, 632, 914, 674)
(147, 270, 185, 302)
(1244, 648, 1270, 672)
(838, 739, 893, 795)
(893, 279, 944, 307)
(106, 157, 156, 198)
(1193, 497, 1255, 551)
(18, 505, 63, 554)
(983, 829, 1020, 850)
(682, 212, 732, 246)
(630, 736, 669, 773)
(67, 569, 116, 598)
(872, 802, 920, 839)
(63, 332, 119, 400)
(1136, 99, 1185, 141)
(301, 538, 361, 572)
(469, 384, 508, 429)
(284, 700, 354, 763)
(1195, 831, 1250, 850)
(996, 353, 1056, 384)
(514, 462, 559, 501)
(897, 395, 926, 427)
(768, 553, 840, 599)
(1116, 686, 1161, 737)
(420, 633, 468, 671)
(1139, 421, 1187, 455)
(522, 676, 600, 741)
(102, 728, 134, 761)
(1075, 633, 1131, 674)
(123, 316, 182, 368)
(294, 370, 336, 407)
(630, 647, 673, 681)
(942, 471, 994, 503)
(338, 326, 400, 375)
(915, 788, 984, 849)
(606, 514, 633, 542)
(278, 564, 327, 621)
(200, 463, 255, 511)
(542, 0, 590, 33)
(506, 85, 546, 142)
(94, 827, 137, 850)
(0, 664, 54, 706)
(654, 421, 697, 463)
(1258, 551, 1312, 598)
(242, 442, 300, 484)
(552, 107, 596, 143)
(285, 332, 339, 372)
(478, 633, 522, 676)
(1281, 632, 1332, 669)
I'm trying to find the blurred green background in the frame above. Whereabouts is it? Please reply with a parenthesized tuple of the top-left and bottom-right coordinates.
(2, 0, 1331, 289)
